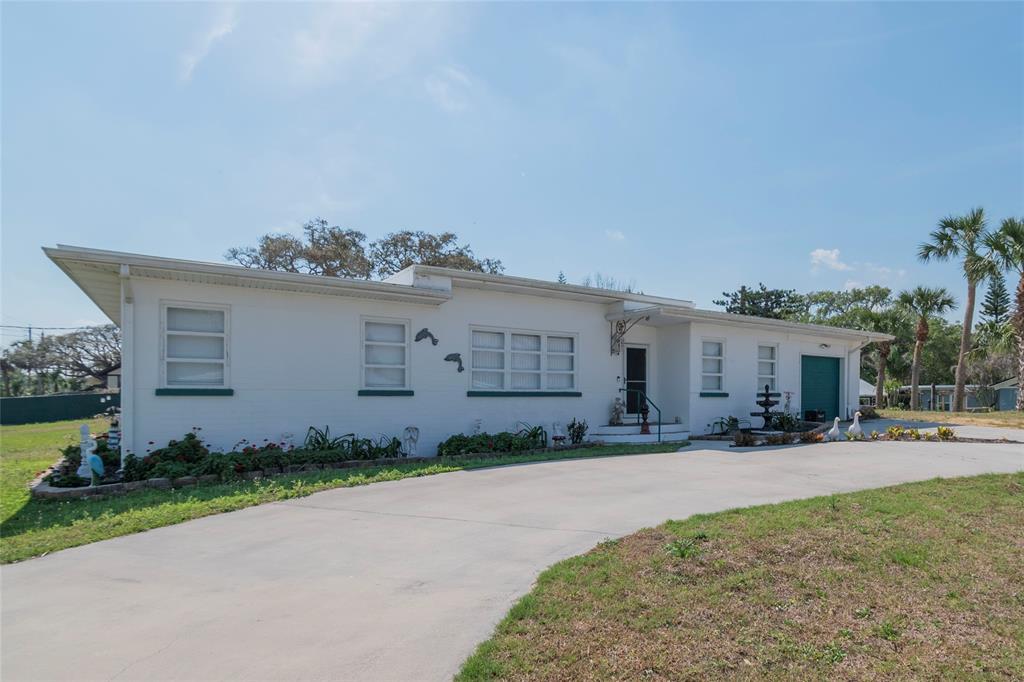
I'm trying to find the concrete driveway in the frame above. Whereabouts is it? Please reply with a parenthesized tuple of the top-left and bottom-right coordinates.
(3, 438, 1022, 682)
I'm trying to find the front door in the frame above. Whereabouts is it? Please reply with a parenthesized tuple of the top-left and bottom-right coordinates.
(801, 355, 840, 421)
(625, 346, 648, 414)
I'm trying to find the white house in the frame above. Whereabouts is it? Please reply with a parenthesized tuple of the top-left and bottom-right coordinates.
(45, 245, 892, 459)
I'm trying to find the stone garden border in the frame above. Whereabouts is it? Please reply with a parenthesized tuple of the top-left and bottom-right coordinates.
(29, 442, 604, 500)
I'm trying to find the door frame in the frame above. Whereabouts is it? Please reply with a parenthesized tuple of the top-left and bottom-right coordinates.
(623, 343, 649, 415)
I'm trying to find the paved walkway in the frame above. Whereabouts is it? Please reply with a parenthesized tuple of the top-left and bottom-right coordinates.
(3, 438, 1022, 681)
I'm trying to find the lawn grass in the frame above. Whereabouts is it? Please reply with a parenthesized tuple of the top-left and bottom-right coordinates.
(458, 473, 1024, 681)
(0, 418, 106, 525)
(0, 420, 688, 563)
(878, 408, 1024, 429)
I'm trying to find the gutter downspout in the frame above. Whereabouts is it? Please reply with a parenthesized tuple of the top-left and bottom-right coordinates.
(119, 265, 134, 468)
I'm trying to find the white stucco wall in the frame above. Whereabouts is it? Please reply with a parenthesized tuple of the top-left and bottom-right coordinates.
(121, 275, 867, 455)
(685, 322, 862, 434)
(124, 278, 648, 457)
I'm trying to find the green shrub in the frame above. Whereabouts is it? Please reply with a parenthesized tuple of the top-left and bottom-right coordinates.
(567, 418, 588, 445)
(936, 426, 956, 441)
(771, 412, 803, 432)
(437, 431, 539, 457)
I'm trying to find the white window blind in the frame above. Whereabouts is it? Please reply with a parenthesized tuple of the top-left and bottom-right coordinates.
(471, 328, 577, 391)
(701, 340, 724, 391)
(363, 320, 408, 388)
(164, 306, 227, 387)
(757, 345, 777, 392)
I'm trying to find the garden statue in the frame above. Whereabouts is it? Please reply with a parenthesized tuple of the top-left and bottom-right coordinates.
(609, 397, 625, 426)
(76, 424, 98, 480)
(402, 426, 420, 457)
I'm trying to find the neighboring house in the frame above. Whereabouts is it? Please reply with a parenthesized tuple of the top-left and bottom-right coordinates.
(898, 384, 983, 411)
(992, 377, 1019, 411)
(45, 245, 891, 460)
(106, 368, 121, 390)
(858, 378, 877, 406)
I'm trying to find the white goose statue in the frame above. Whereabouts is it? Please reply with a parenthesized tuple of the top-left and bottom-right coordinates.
(847, 411, 863, 439)
(826, 417, 841, 441)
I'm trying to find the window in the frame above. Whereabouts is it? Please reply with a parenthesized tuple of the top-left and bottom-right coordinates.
(701, 340, 724, 391)
(471, 328, 576, 391)
(362, 319, 409, 389)
(163, 305, 228, 387)
(757, 345, 777, 392)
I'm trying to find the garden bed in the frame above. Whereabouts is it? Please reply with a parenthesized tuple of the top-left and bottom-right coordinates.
(30, 442, 603, 500)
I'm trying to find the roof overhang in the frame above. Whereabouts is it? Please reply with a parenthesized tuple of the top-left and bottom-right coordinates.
(605, 304, 895, 343)
(44, 245, 452, 327)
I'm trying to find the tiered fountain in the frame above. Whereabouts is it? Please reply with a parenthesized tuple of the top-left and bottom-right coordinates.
(750, 384, 782, 432)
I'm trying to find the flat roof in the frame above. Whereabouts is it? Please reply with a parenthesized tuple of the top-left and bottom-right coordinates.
(43, 245, 893, 343)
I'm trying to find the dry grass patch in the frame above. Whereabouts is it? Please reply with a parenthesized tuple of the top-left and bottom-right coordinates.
(458, 474, 1024, 681)
(877, 409, 1024, 429)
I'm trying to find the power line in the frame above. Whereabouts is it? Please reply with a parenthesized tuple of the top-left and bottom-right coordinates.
(0, 325, 98, 331)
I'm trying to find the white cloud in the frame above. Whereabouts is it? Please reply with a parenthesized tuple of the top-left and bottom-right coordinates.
(862, 263, 907, 280)
(180, 4, 238, 82)
(605, 229, 626, 241)
(289, 4, 454, 86)
(809, 248, 852, 272)
(424, 66, 472, 112)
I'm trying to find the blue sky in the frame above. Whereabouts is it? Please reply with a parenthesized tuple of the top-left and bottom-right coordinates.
(2, 1, 1022, 344)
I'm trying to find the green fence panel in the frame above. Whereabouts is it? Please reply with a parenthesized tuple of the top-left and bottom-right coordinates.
(0, 392, 120, 426)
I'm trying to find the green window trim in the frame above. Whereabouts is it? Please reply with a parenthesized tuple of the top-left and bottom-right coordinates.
(358, 389, 414, 397)
(467, 390, 582, 398)
(155, 388, 234, 396)
(699, 391, 729, 398)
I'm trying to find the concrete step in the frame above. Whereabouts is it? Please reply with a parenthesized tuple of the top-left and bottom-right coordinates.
(591, 422, 689, 436)
(591, 431, 691, 444)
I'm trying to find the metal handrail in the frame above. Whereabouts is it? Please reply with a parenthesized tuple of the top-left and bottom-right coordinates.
(618, 387, 662, 443)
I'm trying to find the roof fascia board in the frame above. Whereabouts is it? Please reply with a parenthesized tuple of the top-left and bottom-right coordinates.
(44, 246, 451, 306)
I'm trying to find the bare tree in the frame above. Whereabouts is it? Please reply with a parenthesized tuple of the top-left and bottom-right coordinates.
(226, 219, 502, 280)
(40, 325, 121, 383)
(369, 231, 503, 278)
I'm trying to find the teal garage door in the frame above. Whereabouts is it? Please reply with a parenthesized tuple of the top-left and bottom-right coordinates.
(801, 356, 840, 421)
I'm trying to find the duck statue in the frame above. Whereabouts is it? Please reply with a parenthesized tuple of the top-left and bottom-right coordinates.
(847, 411, 863, 439)
(826, 417, 841, 441)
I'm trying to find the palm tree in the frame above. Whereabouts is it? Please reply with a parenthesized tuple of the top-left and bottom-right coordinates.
(982, 217, 1024, 409)
(859, 308, 907, 408)
(897, 287, 956, 410)
(919, 208, 990, 411)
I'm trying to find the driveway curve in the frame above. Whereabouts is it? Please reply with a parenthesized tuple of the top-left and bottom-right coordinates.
(3, 438, 1022, 681)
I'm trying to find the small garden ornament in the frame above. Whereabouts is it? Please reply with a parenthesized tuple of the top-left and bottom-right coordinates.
(75, 424, 98, 480)
(847, 411, 863, 439)
(827, 417, 841, 441)
(610, 397, 625, 426)
(402, 426, 420, 457)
